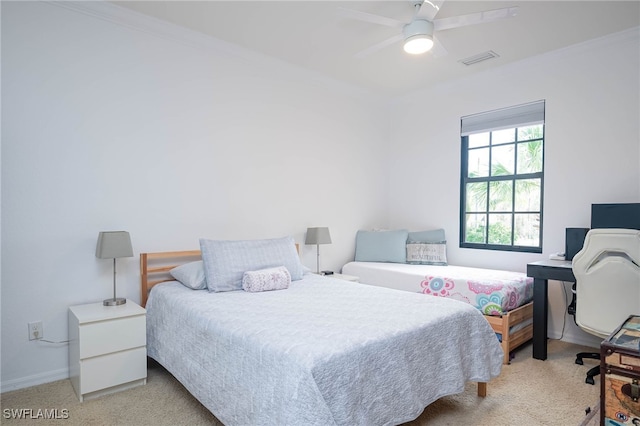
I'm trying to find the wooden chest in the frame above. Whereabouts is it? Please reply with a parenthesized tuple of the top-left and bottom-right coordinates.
(600, 315, 640, 426)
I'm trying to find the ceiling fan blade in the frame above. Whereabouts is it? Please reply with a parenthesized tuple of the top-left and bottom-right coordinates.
(355, 34, 404, 59)
(337, 7, 404, 28)
(415, 0, 446, 21)
(430, 35, 448, 58)
(433, 6, 518, 32)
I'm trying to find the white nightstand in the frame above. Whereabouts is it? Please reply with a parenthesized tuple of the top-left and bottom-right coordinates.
(331, 273, 360, 283)
(68, 300, 147, 402)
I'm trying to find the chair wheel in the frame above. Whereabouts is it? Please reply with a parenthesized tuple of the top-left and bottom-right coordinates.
(586, 376, 595, 385)
(576, 358, 584, 365)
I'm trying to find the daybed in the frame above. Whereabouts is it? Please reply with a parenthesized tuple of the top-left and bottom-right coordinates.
(140, 236, 503, 426)
(345, 229, 535, 365)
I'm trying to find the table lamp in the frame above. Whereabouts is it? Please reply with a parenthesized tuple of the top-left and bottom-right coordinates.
(305, 227, 331, 274)
(96, 231, 133, 306)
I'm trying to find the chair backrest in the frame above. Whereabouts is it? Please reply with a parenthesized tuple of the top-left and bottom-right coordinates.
(572, 228, 640, 338)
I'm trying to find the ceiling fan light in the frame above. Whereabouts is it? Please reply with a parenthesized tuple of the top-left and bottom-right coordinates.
(402, 19, 434, 55)
(403, 34, 434, 54)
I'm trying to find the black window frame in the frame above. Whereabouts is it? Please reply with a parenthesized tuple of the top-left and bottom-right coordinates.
(459, 103, 545, 253)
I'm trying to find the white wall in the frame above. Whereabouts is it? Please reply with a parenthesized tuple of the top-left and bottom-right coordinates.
(3, 1, 638, 391)
(386, 28, 640, 347)
(1, 2, 390, 390)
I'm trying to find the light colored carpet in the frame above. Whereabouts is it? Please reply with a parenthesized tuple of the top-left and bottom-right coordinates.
(1, 339, 600, 425)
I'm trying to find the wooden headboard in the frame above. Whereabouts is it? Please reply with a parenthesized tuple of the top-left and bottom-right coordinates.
(140, 244, 299, 307)
(140, 250, 201, 307)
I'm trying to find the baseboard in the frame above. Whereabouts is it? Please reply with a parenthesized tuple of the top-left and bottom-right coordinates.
(1, 367, 69, 393)
(553, 331, 602, 349)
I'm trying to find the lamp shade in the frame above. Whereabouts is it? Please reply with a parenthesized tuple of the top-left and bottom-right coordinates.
(96, 231, 133, 259)
(305, 227, 332, 245)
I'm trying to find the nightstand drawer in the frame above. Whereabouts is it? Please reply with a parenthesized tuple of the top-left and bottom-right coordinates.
(79, 315, 145, 358)
(80, 347, 147, 394)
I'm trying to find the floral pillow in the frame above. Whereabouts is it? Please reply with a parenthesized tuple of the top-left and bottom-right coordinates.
(242, 266, 291, 292)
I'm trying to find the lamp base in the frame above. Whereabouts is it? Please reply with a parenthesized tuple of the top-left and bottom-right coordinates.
(103, 297, 126, 306)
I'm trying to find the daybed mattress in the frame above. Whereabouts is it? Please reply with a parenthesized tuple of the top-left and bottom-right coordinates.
(342, 261, 534, 316)
(147, 274, 503, 426)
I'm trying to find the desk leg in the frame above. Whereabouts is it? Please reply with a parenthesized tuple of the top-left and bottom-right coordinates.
(532, 278, 548, 360)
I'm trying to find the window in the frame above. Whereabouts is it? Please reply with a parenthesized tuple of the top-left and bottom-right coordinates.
(460, 101, 545, 252)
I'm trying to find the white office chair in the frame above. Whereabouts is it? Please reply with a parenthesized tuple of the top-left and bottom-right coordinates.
(571, 228, 640, 384)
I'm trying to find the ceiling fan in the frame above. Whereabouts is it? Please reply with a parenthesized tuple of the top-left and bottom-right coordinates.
(337, 0, 518, 58)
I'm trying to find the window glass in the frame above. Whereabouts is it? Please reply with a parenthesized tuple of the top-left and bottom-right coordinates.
(468, 148, 490, 178)
(514, 179, 541, 211)
(488, 181, 513, 212)
(465, 214, 487, 244)
(487, 214, 512, 245)
(491, 144, 514, 176)
(518, 124, 542, 141)
(468, 132, 490, 148)
(491, 128, 515, 145)
(466, 182, 488, 211)
(517, 140, 543, 174)
(514, 214, 540, 246)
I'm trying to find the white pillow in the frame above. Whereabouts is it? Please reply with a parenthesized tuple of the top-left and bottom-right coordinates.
(200, 236, 303, 292)
(170, 261, 207, 290)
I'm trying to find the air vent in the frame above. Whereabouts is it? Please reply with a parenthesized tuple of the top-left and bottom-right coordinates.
(459, 50, 500, 66)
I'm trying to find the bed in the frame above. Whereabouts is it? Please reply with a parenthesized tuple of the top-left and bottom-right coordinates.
(141, 244, 504, 426)
(341, 261, 534, 365)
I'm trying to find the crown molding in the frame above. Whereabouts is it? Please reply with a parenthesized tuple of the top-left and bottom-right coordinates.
(46, 1, 250, 61)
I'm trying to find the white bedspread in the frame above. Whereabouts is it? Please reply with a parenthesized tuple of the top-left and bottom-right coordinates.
(147, 274, 503, 426)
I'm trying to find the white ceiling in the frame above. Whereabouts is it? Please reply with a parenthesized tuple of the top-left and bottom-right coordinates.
(112, 1, 640, 98)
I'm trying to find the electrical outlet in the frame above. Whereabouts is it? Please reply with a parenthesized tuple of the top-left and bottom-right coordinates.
(28, 321, 43, 341)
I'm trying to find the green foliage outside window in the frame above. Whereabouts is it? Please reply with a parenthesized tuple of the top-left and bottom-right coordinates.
(461, 124, 544, 252)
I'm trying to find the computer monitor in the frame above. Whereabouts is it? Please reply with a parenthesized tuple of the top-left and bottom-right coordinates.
(565, 228, 589, 261)
(591, 203, 640, 230)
